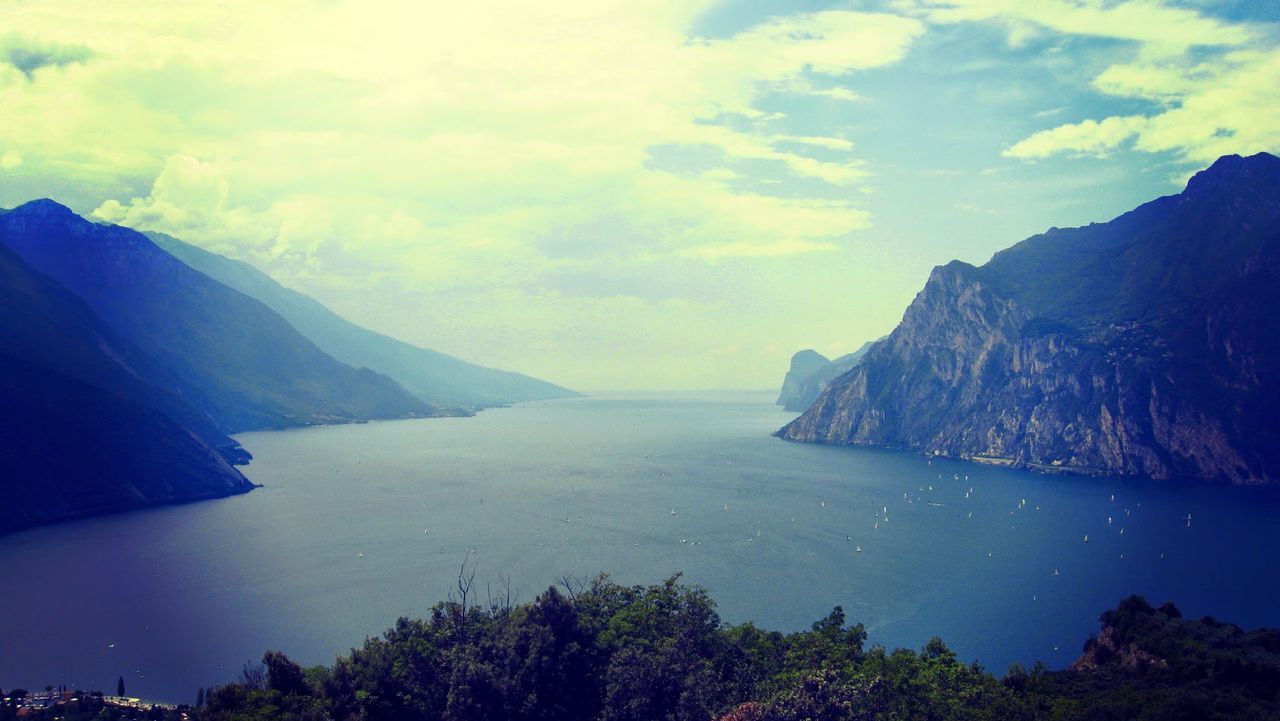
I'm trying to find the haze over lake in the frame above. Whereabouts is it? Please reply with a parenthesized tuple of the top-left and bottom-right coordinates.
(3, 393, 1278, 702)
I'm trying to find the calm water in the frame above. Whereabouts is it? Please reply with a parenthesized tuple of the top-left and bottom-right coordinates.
(3, 393, 1279, 702)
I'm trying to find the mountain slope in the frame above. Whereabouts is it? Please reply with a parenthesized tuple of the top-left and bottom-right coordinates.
(776, 349, 829, 408)
(0, 200, 440, 432)
(779, 153, 1280, 484)
(776, 341, 877, 412)
(147, 231, 578, 409)
(0, 232, 247, 461)
(0, 243, 254, 535)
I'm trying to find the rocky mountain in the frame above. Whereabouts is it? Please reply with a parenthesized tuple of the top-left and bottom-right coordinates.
(776, 350, 830, 408)
(147, 231, 577, 409)
(779, 152, 1280, 484)
(0, 243, 254, 535)
(0, 200, 441, 432)
(776, 341, 877, 412)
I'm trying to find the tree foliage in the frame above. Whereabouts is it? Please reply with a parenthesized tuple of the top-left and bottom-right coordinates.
(192, 580, 1280, 721)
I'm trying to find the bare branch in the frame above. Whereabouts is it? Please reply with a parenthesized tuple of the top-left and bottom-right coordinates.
(456, 551, 476, 613)
(559, 573, 584, 600)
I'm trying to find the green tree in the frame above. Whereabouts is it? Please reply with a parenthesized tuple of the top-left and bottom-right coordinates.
(264, 651, 309, 698)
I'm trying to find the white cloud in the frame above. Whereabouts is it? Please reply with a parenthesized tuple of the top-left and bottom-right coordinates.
(907, 0, 1276, 166)
(680, 238, 840, 261)
(92, 154, 273, 258)
(905, 0, 1255, 52)
(804, 86, 862, 102)
(0, 151, 21, 170)
(1005, 115, 1150, 158)
(10, 2, 924, 272)
(1011, 48, 1279, 165)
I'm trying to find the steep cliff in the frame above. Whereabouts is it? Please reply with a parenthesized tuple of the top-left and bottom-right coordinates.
(779, 153, 1280, 484)
(777, 341, 878, 412)
(776, 350, 830, 408)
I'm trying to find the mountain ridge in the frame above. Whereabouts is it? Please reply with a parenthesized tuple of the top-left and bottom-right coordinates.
(776, 349, 829, 408)
(0, 241, 255, 535)
(145, 230, 579, 410)
(778, 152, 1280, 484)
(776, 341, 879, 412)
(0, 200, 442, 433)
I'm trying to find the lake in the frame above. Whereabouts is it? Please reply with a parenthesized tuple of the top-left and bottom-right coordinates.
(2, 393, 1279, 703)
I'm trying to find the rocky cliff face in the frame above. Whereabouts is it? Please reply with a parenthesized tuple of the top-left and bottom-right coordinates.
(781, 342, 879, 412)
(776, 344, 879, 412)
(779, 153, 1280, 484)
(776, 350, 830, 408)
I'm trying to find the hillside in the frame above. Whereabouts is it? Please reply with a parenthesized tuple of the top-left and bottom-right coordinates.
(147, 232, 578, 410)
(0, 200, 442, 432)
(0, 243, 254, 535)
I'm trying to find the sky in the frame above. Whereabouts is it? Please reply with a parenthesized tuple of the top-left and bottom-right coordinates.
(0, 0, 1276, 391)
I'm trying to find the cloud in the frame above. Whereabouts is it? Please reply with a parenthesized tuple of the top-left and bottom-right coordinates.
(1009, 48, 1280, 164)
(0, 151, 21, 170)
(904, 0, 1255, 52)
(1005, 115, 1149, 158)
(679, 238, 839, 261)
(1, 33, 92, 79)
(906, 0, 1276, 166)
(93, 154, 274, 259)
(20, 2, 921, 271)
(1032, 106, 1067, 118)
(0, 1, 925, 388)
(772, 135, 856, 152)
(803, 86, 862, 102)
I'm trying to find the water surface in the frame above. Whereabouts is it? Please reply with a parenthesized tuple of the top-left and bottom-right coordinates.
(2, 393, 1278, 701)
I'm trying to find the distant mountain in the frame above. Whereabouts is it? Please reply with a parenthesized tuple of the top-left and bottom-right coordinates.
(0, 200, 439, 432)
(780, 152, 1280, 484)
(146, 231, 578, 409)
(776, 341, 877, 412)
(0, 243, 254, 535)
(776, 350, 829, 408)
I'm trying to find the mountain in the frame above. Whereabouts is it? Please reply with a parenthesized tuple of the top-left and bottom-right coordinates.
(146, 231, 578, 409)
(0, 242, 254, 535)
(776, 341, 877, 412)
(0, 227, 246, 462)
(776, 350, 830, 408)
(779, 152, 1280, 484)
(0, 200, 441, 432)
